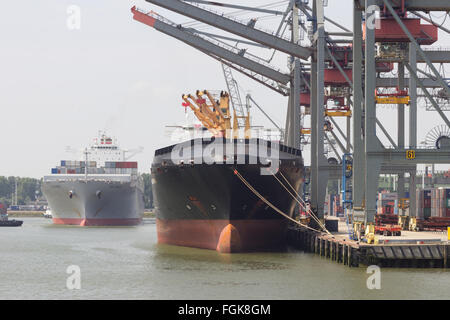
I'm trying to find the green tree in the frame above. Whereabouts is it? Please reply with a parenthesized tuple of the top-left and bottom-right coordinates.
(0, 176, 41, 206)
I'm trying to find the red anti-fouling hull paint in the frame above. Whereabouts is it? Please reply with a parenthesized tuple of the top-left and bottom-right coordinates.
(156, 219, 287, 253)
(52, 218, 142, 226)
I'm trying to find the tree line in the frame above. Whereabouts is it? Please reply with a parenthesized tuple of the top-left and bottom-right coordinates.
(0, 176, 41, 207)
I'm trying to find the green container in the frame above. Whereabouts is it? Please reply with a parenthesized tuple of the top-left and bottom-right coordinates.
(424, 207, 431, 219)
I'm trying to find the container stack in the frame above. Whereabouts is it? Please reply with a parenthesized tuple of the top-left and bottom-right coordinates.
(105, 161, 139, 175)
(446, 189, 450, 218)
(325, 194, 334, 217)
(416, 189, 431, 220)
(51, 160, 138, 175)
(431, 188, 450, 218)
(333, 194, 344, 217)
(325, 194, 345, 217)
(377, 192, 397, 215)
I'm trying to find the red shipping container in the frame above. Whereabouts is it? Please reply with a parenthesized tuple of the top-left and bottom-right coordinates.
(115, 162, 138, 169)
(128, 162, 138, 168)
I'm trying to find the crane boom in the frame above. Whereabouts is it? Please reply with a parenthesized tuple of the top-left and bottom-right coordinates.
(131, 7, 291, 85)
(144, 0, 312, 60)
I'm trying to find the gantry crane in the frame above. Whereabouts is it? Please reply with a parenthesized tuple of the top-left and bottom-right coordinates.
(131, 0, 450, 229)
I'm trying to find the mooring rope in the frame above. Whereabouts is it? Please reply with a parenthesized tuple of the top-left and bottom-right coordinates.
(274, 169, 330, 234)
(232, 168, 323, 233)
(264, 168, 331, 235)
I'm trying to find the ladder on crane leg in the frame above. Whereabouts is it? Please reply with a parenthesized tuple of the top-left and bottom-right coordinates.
(342, 153, 356, 240)
(221, 64, 248, 128)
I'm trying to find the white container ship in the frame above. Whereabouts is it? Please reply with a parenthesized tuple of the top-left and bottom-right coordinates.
(42, 132, 145, 226)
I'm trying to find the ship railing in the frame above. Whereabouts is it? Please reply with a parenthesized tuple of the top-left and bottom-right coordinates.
(43, 174, 132, 183)
(154, 138, 301, 157)
(422, 46, 450, 52)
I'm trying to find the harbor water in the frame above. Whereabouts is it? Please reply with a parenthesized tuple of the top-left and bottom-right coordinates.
(0, 218, 449, 300)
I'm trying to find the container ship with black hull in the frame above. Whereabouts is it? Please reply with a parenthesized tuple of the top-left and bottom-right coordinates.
(152, 91, 304, 253)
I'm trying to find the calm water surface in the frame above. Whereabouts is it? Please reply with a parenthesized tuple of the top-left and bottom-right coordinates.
(0, 218, 449, 300)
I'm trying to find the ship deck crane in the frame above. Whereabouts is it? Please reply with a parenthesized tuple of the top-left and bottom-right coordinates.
(182, 90, 250, 139)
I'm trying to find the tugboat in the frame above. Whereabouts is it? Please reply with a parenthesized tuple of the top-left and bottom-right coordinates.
(0, 203, 23, 227)
(43, 208, 52, 219)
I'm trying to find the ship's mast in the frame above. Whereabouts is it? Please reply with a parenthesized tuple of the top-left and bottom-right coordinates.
(15, 178, 18, 206)
(84, 148, 89, 182)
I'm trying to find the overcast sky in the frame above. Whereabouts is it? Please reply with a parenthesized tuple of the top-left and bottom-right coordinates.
(1, 0, 449, 178)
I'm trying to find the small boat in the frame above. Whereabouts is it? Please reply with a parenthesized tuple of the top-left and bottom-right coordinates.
(43, 209, 53, 219)
(0, 218, 23, 227)
(0, 203, 23, 227)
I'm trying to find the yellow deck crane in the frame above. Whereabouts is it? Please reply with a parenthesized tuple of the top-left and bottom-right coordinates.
(182, 90, 251, 139)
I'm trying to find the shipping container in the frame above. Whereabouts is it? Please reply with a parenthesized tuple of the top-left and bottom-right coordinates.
(105, 162, 116, 169)
(51, 168, 58, 174)
(424, 207, 431, 219)
(115, 161, 138, 169)
(378, 192, 397, 201)
(431, 188, 448, 218)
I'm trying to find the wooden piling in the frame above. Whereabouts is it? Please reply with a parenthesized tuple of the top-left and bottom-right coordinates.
(444, 245, 448, 269)
(343, 244, 348, 265)
(348, 245, 352, 267)
(330, 241, 335, 261)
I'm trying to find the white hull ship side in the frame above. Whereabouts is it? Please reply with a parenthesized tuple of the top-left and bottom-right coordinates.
(42, 175, 144, 226)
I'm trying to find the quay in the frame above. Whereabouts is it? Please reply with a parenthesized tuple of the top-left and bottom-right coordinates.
(287, 221, 450, 268)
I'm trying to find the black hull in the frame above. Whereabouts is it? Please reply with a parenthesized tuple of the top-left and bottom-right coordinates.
(0, 220, 23, 227)
(151, 138, 304, 252)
